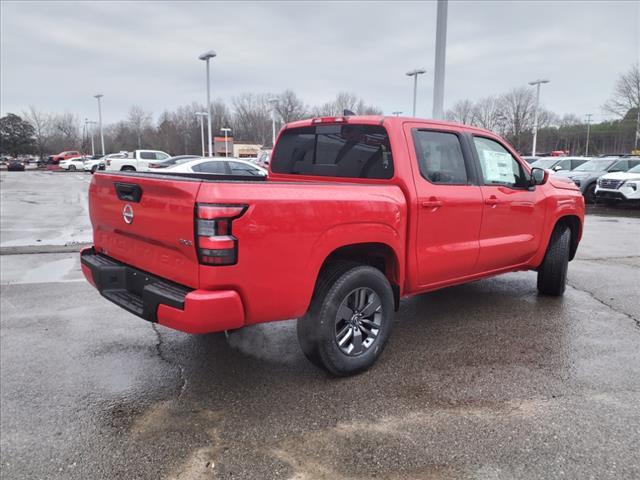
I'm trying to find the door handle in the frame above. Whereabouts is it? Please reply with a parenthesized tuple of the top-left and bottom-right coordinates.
(485, 195, 499, 206)
(421, 198, 443, 209)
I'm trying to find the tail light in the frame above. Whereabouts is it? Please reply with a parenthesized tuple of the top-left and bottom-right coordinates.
(195, 204, 247, 266)
(312, 116, 346, 124)
(148, 163, 163, 169)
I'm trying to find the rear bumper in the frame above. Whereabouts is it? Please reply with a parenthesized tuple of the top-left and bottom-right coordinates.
(80, 247, 245, 334)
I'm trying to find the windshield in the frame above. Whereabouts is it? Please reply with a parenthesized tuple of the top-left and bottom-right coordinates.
(530, 159, 558, 169)
(627, 164, 640, 174)
(572, 159, 615, 172)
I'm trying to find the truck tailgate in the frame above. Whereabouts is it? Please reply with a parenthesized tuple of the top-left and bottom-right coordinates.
(89, 173, 201, 288)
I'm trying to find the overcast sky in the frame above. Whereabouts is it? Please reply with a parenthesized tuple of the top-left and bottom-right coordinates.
(1, 1, 638, 124)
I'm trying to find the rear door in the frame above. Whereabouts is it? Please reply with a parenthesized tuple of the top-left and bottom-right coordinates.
(471, 135, 546, 273)
(406, 127, 483, 287)
(90, 174, 202, 287)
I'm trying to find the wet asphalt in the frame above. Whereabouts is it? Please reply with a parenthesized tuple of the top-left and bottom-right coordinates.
(1, 171, 639, 479)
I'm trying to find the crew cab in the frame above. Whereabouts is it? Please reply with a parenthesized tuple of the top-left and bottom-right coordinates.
(81, 116, 585, 376)
(105, 149, 170, 172)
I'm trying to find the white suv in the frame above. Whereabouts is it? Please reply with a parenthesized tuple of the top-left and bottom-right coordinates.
(105, 150, 171, 172)
(595, 162, 640, 204)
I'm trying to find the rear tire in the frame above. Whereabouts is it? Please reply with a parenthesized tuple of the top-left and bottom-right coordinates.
(68, 165, 76, 171)
(537, 225, 571, 296)
(297, 263, 395, 376)
(91, 165, 97, 174)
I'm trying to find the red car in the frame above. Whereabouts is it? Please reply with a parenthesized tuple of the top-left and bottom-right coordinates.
(49, 150, 81, 163)
(81, 115, 585, 375)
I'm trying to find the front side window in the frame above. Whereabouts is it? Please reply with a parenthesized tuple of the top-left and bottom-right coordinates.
(271, 124, 393, 179)
(156, 152, 170, 160)
(473, 136, 528, 188)
(555, 159, 571, 171)
(228, 161, 263, 176)
(413, 130, 468, 184)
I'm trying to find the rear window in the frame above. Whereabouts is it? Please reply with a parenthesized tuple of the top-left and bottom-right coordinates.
(271, 124, 393, 179)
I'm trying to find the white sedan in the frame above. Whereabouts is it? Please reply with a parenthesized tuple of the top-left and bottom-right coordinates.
(165, 157, 267, 177)
(59, 156, 87, 171)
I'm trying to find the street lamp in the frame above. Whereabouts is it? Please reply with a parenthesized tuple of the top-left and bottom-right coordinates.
(406, 69, 426, 117)
(93, 94, 105, 155)
(268, 98, 278, 147)
(85, 119, 97, 156)
(392, 111, 402, 117)
(198, 50, 217, 157)
(220, 127, 232, 157)
(585, 113, 593, 156)
(195, 112, 207, 157)
(432, 0, 448, 120)
(528, 79, 550, 156)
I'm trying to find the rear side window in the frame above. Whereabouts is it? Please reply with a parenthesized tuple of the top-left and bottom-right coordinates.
(193, 161, 227, 174)
(228, 161, 262, 176)
(140, 152, 155, 160)
(271, 124, 393, 179)
(413, 130, 468, 184)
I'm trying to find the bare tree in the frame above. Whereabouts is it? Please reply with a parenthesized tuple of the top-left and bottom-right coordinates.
(127, 105, 152, 149)
(472, 96, 503, 132)
(311, 92, 382, 117)
(498, 87, 536, 151)
(446, 99, 476, 125)
(23, 106, 52, 158)
(275, 90, 307, 123)
(231, 93, 272, 144)
(51, 113, 80, 150)
(603, 63, 640, 117)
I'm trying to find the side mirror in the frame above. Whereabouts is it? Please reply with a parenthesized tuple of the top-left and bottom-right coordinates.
(553, 165, 563, 171)
(530, 167, 547, 186)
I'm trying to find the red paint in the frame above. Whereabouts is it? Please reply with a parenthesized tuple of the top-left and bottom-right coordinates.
(84, 116, 585, 334)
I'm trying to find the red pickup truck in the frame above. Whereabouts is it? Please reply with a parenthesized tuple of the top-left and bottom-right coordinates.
(81, 115, 585, 376)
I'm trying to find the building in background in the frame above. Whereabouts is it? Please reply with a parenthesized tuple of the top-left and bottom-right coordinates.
(213, 136, 233, 157)
(233, 143, 262, 159)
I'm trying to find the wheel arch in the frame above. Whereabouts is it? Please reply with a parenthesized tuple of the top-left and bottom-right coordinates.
(552, 214, 582, 261)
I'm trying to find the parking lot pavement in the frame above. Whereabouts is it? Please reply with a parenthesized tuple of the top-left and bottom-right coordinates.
(1, 172, 639, 479)
(0, 171, 92, 248)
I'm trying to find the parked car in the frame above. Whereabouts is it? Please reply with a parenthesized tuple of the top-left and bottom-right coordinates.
(530, 156, 590, 173)
(49, 151, 82, 163)
(80, 115, 585, 376)
(7, 159, 26, 171)
(595, 162, 640, 204)
(147, 155, 201, 169)
(105, 150, 171, 172)
(59, 156, 87, 171)
(555, 157, 640, 203)
(521, 156, 539, 164)
(165, 157, 267, 176)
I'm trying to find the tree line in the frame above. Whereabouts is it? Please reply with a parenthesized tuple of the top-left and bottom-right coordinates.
(1, 64, 638, 157)
(0, 91, 381, 158)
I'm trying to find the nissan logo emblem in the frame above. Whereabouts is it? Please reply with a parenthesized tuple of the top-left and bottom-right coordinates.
(122, 204, 134, 224)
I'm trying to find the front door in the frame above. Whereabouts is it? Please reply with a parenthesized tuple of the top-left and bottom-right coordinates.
(471, 136, 546, 273)
(408, 128, 484, 287)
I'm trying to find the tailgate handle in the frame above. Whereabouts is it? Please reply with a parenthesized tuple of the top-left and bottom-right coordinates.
(114, 182, 143, 203)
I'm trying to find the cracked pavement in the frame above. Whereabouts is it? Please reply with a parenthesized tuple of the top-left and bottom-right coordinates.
(1, 171, 639, 479)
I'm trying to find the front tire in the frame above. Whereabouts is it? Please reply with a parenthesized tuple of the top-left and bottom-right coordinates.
(584, 183, 596, 204)
(297, 264, 395, 376)
(537, 225, 571, 296)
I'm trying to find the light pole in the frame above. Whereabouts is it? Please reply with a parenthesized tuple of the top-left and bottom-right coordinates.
(432, 0, 448, 120)
(94, 94, 105, 155)
(528, 79, 550, 156)
(268, 98, 278, 147)
(199, 50, 217, 157)
(220, 128, 231, 157)
(406, 69, 426, 117)
(585, 113, 593, 156)
(85, 119, 97, 156)
(195, 112, 207, 157)
(392, 111, 402, 117)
